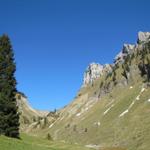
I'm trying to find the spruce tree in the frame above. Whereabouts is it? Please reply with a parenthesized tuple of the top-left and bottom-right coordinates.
(0, 34, 20, 138)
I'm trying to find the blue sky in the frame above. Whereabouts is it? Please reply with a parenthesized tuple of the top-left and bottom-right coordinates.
(0, 0, 150, 110)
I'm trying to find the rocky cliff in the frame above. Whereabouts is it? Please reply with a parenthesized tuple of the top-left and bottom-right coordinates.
(138, 31, 150, 43)
(83, 63, 112, 87)
(82, 31, 150, 87)
(83, 63, 103, 86)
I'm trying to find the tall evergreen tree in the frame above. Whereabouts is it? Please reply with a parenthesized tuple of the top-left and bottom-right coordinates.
(0, 34, 19, 138)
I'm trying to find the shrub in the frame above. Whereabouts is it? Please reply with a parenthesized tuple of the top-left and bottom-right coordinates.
(47, 133, 53, 141)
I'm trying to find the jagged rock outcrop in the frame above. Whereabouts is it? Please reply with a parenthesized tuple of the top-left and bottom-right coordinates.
(83, 63, 112, 86)
(83, 63, 104, 86)
(122, 44, 135, 54)
(114, 32, 150, 64)
(103, 64, 113, 73)
(114, 44, 135, 64)
(138, 31, 150, 43)
(83, 32, 150, 87)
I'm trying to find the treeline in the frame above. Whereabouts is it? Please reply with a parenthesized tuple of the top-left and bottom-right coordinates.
(0, 35, 19, 138)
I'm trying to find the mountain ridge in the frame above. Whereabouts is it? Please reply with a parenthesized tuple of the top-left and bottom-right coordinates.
(18, 31, 150, 150)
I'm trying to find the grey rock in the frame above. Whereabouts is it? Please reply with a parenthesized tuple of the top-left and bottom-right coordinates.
(138, 31, 150, 43)
(103, 64, 113, 73)
(114, 51, 124, 64)
(122, 44, 135, 54)
(83, 63, 103, 86)
(114, 44, 135, 64)
(83, 63, 113, 87)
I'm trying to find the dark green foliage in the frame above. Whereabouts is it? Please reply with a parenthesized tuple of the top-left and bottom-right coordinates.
(124, 54, 130, 64)
(138, 41, 150, 82)
(32, 117, 37, 122)
(131, 52, 135, 60)
(112, 71, 116, 81)
(46, 133, 53, 141)
(138, 42, 150, 61)
(105, 71, 112, 80)
(0, 35, 19, 138)
(42, 117, 48, 128)
(17, 94, 21, 100)
(121, 70, 128, 80)
(84, 128, 88, 132)
(138, 62, 146, 77)
(99, 81, 104, 88)
(106, 81, 110, 90)
(138, 62, 150, 82)
(17, 92, 27, 98)
(147, 42, 150, 52)
(121, 64, 130, 80)
(73, 125, 77, 132)
(114, 63, 119, 70)
(65, 123, 70, 129)
(144, 66, 150, 81)
(122, 63, 130, 72)
(112, 71, 117, 85)
(125, 64, 130, 72)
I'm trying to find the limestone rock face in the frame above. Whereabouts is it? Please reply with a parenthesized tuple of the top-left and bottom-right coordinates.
(122, 44, 135, 54)
(138, 31, 150, 43)
(114, 32, 150, 65)
(83, 63, 103, 86)
(83, 32, 150, 86)
(114, 44, 135, 64)
(103, 64, 112, 73)
(83, 63, 113, 87)
(114, 51, 124, 64)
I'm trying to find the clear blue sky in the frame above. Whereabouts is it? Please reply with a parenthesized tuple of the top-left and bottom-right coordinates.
(0, 0, 149, 111)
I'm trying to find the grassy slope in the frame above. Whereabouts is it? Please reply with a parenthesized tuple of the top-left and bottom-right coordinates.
(0, 134, 92, 150)
(0, 134, 128, 150)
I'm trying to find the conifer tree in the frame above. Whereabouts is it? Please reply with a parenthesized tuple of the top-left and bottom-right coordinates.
(0, 34, 19, 138)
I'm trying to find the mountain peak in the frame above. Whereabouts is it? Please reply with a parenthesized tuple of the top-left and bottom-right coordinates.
(83, 63, 103, 86)
(83, 31, 150, 87)
(83, 63, 112, 86)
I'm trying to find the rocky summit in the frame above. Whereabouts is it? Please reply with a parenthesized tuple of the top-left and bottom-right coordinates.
(83, 63, 104, 86)
(83, 63, 112, 87)
(114, 44, 135, 64)
(18, 31, 150, 150)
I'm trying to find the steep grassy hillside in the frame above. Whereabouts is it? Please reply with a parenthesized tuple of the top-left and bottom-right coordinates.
(16, 92, 56, 132)
(16, 93, 59, 133)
